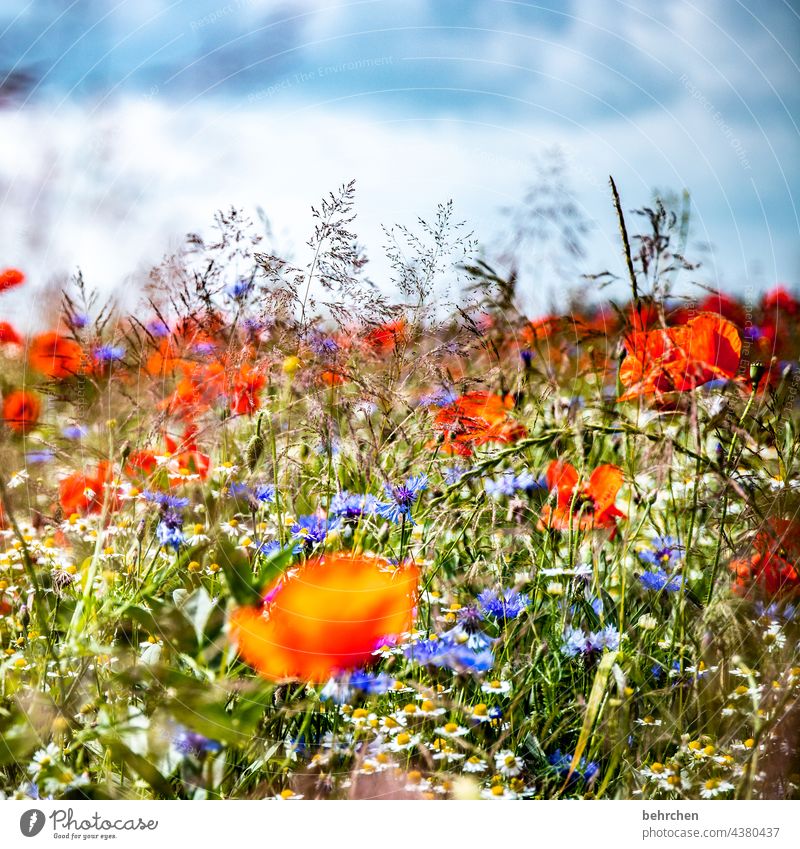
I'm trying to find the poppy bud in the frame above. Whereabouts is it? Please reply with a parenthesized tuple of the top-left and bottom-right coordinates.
(749, 361, 765, 390)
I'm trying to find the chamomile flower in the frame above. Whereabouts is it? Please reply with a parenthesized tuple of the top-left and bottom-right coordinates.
(481, 679, 512, 696)
(495, 750, 524, 777)
(700, 778, 734, 798)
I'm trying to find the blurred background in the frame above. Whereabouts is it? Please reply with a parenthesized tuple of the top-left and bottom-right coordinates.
(0, 0, 798, 317)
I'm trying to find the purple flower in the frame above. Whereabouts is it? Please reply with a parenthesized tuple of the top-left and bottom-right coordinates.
(62, 424, 87, 440)
(377, 474, 428, 524)
(173, 728, 222, 756)
(92, 344, 125, 363)
(639, 536, 684, 568)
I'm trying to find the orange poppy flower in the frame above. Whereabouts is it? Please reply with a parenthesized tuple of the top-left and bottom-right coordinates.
(730, 519, 800, 598)
(523, 315, 562, 343)
(2, 389, 41, 434)
(320, 369, 348, 386)
(0, 321, 22, 345)
(0, 268, 25, 293)
(59, 461, 113, 516)
(618, 313, 741, 402)
(231, 552, 419, 682)
(28, 332, 84, 379)
(539, 460, 625, 533)
(433, 391, 526, 455)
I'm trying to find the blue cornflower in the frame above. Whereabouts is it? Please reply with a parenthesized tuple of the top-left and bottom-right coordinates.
(290, 514, 338, 546)
(328, 490, 379, 520)
(62, 424, 87, 439)
(226, 279, 254, 299)
(484, 471, 518, 499)
(308, 334, 339, 357)
(754, 600, 797, 622)
(477, 588, 530, 621)
(406, 627, 494, 673)
(256, 539, 301, 557)
(377, 474, 428, 524)
(25, 450, 54, 464)
(254, 483, 276, 503)
(173, 728, 222, 756)
(588, 625, 620, 652)
(639, 536, 684, 568)
(561, 625, 589, 658)
(639, 568, 683, 593)
(143, 490, 190, 510)
(442, 465, 468, 485)
(483, 469, 545, 499)
(156, 521, 185, 550)
(548, 749, 599, 785)
(562, 624, 620, 657)
(146, 318, 170, 337)
(348, 669, 394, 694)
(520, 349, 534, 367)
(92, 344, 125, 363)
(418, 387, 458, 407)
(514, 470, 547, 493)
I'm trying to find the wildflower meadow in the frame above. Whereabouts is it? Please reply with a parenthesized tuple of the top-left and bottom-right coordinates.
(0, 184, 798, 802)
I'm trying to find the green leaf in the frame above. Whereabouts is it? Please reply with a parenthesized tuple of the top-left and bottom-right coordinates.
(255, 543, 295, 590)
(0, 721, 40, 766)
(560, 649, 617, 794)
(97, 734, 173, 797)
(215, 539, 261, 606)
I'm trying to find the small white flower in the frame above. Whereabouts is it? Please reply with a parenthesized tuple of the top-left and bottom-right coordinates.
(700, 778, 734, 798)
(463, 756, 488, 773)
(495, 749, 524, 777)
(481, 679, 512, 696)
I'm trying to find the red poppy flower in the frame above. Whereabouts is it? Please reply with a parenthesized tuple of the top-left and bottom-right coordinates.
(164, 427, 211, 484)
(28, 332, 84, 379)
(730, 519, 800, 598)
(365, 320, 407, 354)
(0, 322, 22, 346)
(59, 461, 113, 516)
(433, 391, 526, 456)
(697, 291, 747, 327)
(230, 365, 266, 415)
(124, 449, 159, 480)
(231, 552, 419, 682)
(762, 285, 798, 315)
(2, 389, 41, 434)
(538, 460, 625, 533)
(0, 268, 25, 293)
(618, 313, 741, 401)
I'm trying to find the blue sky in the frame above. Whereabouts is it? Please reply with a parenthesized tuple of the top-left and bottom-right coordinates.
(1, 0, 798, 311)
